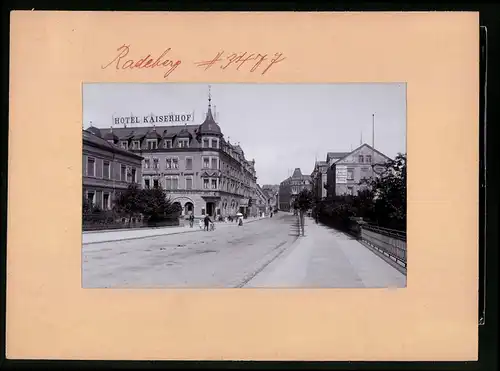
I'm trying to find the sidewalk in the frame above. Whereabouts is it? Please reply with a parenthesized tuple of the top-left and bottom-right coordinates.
(245, 217, 406, 288)
(82, 216, 269, 245)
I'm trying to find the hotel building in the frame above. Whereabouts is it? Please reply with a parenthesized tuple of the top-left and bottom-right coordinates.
(95, 93, 258, 218)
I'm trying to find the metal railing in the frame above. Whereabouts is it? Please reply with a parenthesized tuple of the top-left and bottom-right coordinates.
(360, 224, 407, 268)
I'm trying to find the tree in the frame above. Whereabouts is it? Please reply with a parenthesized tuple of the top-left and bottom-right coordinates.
(140, 186, 170, 222)
(293, 189, 314, 236)
(295, 189, 314, 211)
(114, 183, 143, 226)
(361, 153, 406, 230)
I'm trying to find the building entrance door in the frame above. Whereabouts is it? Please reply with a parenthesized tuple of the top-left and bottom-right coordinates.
(206, 202, 215, 217)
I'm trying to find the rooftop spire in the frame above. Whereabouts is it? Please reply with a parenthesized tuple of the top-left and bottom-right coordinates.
(208, 85, 212, 109)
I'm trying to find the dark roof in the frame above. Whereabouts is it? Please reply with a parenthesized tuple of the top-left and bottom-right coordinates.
(83, 130, 143, 160)
(133, 132, 145, 140)
(103, 131, 118, 141)
(100, 124, 199, 141)
(198, 107, 222, 135)
(121, 130, 136, 140)
(145, 129, 162, 139)
(177, 127, 192, 138)
(327, 152, 350, 160)
(86, 126, 102, 138)
(292, 168, 303, 178)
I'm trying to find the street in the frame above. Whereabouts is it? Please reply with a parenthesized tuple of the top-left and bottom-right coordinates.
(82, 214, 406, 288)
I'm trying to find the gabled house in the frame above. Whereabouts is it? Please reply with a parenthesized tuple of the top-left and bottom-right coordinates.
(326, 143, 392, 197)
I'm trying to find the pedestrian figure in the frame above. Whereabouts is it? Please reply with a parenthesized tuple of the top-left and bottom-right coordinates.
(204, 215, 212, 231)
(189, 214, 194, 228)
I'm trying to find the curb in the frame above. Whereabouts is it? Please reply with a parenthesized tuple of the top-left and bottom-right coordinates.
(82, 217, 270, 245)
(83, 228, 205, 245)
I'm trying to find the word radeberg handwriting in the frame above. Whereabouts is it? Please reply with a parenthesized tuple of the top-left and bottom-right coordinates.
(194, 51, 286, 75)
(101, 46, 286, 79)
(101, 45, 182, 78)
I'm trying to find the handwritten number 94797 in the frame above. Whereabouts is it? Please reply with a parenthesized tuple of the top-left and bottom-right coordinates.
(194, 51, 286, 75)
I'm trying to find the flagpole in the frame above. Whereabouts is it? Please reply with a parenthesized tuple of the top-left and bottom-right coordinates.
(372, 113, 375, 176)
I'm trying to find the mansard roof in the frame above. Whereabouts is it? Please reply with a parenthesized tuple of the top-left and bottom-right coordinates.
(145, 128, 162, 139)
(86, 126, 102, 138)
(292, 168, 303, 178)
(100, 124, 199, 141)
(103, 130, 118, 142)
(177, 126, 192, 138)
(83, 129, 143, 160)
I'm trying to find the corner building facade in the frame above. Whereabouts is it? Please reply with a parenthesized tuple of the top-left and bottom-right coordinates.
(98, 97, 258, 218)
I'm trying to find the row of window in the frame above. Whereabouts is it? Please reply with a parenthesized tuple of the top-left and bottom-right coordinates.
(358, 155, 372, 163)
(119, 137, 220, 151)
(119, 137, 254, 174)
(144, 176, 219, 191)
(144, 156, 220, 171)
(345, 166, 371, 181)
(85, 156, 138, 183)
(143, 176, 251, 197)
(143, 156, 254, 186)
(86, 190, 111, 210)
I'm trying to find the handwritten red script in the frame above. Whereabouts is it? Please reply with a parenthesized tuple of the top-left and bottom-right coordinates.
(101, 45, 182, 78)
(101, 46, 286, 79)
(194, 51, 286, 75)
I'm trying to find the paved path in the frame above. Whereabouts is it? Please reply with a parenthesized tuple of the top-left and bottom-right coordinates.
(245, 217, 406, 288)
(82, 213, 298, 288)
(82, 214, 406, 288)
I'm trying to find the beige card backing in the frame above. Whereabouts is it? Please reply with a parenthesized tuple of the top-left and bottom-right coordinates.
(8, 11, 479, 361)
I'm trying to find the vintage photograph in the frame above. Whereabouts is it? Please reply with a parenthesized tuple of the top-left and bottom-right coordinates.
(82, 83, 407, 288)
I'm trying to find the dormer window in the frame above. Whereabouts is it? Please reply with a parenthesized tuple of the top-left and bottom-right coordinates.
(120, 141, 129, 150)
(147, 139, 158, 150)
(132, 140, 140, 149)
(203, 139, 210, 148)
(164, 140, 172, 149)
(365, 155, 372, 163)
(358, 155, 364, 163)
(178, 139, 189, 148)
(211, 139, 219, 149)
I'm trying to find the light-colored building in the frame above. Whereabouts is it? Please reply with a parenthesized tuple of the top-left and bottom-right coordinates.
(278, 168, 312, 211)
(326, 143, 391, 197)
(82, 128, 143, 210)
(97, 94, 258, 218)
(310, 160, 329, 200)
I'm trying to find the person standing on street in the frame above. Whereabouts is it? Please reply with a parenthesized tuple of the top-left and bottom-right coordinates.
(189, 213, 194, 228)
(204, 214, 212, 231)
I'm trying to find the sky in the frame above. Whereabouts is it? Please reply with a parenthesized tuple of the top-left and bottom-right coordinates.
(83, 83, 406, 185)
